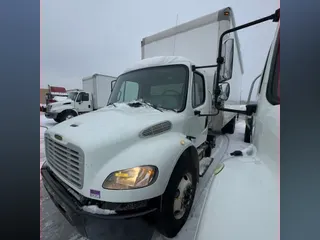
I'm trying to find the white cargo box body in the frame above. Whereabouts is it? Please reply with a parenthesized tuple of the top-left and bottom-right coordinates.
(82, 74, 116, 110)
(141, 7, 244, 104)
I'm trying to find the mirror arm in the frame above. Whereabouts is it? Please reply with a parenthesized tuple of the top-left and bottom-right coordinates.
(192, 64, 218, 71)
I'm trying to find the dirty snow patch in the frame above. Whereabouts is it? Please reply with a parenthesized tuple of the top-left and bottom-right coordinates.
(199, 157, 214, 177)
(82, 205, 116, 215)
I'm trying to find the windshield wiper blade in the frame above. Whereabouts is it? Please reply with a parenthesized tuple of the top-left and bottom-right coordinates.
(106, 103, 117, 107)
(164, 108, 178, 113)
(140, 99, 163, 112)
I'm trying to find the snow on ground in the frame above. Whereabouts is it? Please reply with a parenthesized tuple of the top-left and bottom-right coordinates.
(40, 113, 249, 240)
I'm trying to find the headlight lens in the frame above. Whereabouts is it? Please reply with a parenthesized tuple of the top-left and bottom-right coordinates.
(102, 166, 157, 190)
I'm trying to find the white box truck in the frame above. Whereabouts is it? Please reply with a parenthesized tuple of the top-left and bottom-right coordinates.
(45, 74, 116, 122)
(41, 7, 248, 239)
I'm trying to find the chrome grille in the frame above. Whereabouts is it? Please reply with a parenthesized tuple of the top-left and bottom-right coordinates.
(45, 134, 84, 189)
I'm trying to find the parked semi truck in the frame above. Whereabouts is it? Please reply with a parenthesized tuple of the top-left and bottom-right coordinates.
(45, 74, 116, 123)
(40, 7, 274, 239)
(195, 9, 280, 240)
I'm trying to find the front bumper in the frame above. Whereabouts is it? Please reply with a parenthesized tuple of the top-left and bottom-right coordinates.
(41, 163, 158, 238)
(45, 112, 58, 119)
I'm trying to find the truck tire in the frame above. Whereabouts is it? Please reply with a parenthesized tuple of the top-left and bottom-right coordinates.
(53, 117, 61, 123)
(154, 155, 197, 238)
(221, 116, 236, 134)
(244, 117, 253, 143)
(60, 110, 77, 122)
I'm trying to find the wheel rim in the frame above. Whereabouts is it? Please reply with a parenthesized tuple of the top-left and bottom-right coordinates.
(173, 173, 193, 220)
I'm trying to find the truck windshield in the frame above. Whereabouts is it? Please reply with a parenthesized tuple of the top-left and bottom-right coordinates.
(67, 92, 78, 101)
(108, 65, 189, 112)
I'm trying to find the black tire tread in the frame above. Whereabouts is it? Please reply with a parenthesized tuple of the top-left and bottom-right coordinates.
(155, 155, 197, 238)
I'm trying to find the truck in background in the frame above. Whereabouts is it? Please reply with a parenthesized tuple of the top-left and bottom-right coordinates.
(41, 7, 254, 239)
(195, 9, 280, 240)
(46, 85, 68, 105)
(45, 74, 116, 123)
(41, 85, 68, 112)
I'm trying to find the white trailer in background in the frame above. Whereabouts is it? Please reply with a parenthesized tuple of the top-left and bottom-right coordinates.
(45, 74, 116, 122)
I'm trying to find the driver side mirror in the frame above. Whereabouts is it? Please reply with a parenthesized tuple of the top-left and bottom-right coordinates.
(218, 82, 231, 101)
(220, 38, 234, 82)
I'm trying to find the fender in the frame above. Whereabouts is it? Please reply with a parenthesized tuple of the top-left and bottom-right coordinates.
(195, 156, 278, 240)
(84, 132, 198, 203)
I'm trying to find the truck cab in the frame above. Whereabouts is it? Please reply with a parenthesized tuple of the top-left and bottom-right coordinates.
(109, 57, 213, 148)
(45, 90, 93, 123)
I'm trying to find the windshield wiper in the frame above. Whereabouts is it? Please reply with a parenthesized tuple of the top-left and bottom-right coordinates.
(161, 108, 178, 113)
(140, 99, 163, 112)
(106, 103, 117, 107)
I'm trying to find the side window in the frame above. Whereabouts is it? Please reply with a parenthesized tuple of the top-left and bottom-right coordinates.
(82, 93, 89, 101)
(266, 32, 280, 105)
(192, 72, 205, 108)
(77, 92, 89, 102)
(76, 93, 82, 102)
(117, 81, 139, 102)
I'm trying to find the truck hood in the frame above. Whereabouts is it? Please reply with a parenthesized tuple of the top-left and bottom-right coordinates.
(46, 102, 183, 150)
(49, 99, 73, 108)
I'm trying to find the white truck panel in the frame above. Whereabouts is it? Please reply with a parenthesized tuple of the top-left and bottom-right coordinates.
(143, 22, 219, 74)
(95, 75, 115, 109)
(82, 78, 95, 98)
(83, 74, 116, 110)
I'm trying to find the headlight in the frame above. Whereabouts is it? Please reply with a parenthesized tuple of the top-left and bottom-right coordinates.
(102, 166, 158, 190)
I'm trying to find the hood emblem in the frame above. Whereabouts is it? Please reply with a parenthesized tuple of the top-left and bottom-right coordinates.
(54, 134, 63, 141)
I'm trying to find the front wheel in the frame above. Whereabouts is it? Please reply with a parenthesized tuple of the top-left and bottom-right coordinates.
(53, 117, 61, 123)
(154, 157, 197, 238)
(59, 110, 78, 122)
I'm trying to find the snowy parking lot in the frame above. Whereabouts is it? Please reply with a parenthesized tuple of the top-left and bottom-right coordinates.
(40, 113, 249, 240)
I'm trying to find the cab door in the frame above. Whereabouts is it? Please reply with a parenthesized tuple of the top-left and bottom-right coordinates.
(189, 71, 210, 147)
(75, 92, 92, 112)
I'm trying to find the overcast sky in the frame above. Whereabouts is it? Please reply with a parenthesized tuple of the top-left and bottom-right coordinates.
(41, 0, 278, 100)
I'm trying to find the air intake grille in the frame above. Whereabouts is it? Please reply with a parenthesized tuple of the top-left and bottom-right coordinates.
(140, 121, 172, 137)
(45, 134, 84, 189)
